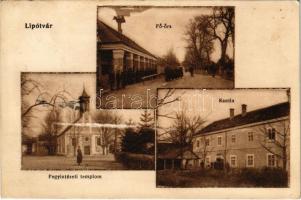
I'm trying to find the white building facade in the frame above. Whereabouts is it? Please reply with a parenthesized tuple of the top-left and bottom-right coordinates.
(56, 89, 116, 157)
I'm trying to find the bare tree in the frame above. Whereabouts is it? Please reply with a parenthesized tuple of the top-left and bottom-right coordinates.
(208, 7, 234, 67)
(21, 74, 74, 119)
(40, 108, 61, 154)
(93, 111, 122, 154)
(156, 89, 184, 109)
(21, 74, 77, 139)
(158, 108, 205, 168)
(158, 47, 180, 67)
(195, 135, 215, 168)
(184, 16, 214, 71)
(169, 109, 205, 145)
(257, 120, 290, 170)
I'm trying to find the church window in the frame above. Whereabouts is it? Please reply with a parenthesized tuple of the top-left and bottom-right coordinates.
(72, 138, 76, 146)
(97, 137, 102, 146)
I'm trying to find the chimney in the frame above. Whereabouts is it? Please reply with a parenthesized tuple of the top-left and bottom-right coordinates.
(241, 104, 247, 116)
(229, 108, 234, 119)
(113, 15, 126, 33)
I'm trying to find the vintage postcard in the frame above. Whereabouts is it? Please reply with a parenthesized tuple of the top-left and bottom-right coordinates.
(96, 6, 235, 109)
(21, 72, 154, 170)
(156, 88, 290, 187)
(0, 0, 300, 199)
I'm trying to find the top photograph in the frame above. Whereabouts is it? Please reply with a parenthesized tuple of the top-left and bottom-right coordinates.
(96, 6, 235, 109)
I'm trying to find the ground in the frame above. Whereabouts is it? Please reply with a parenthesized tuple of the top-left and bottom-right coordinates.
(100, 72, 234, 109)
(156, 168, 288, 187)
(22, 154, 126, 170)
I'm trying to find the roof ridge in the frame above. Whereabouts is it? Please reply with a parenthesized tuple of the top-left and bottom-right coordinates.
(98, 20, 157, 58)
(196, 101, 289, 136)
(215, 101, 289, 123)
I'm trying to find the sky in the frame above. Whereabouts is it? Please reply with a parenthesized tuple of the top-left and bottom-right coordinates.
(98, 7, 233, 62)
(22, 73, 149, 137)
(157, 89, 289, 138)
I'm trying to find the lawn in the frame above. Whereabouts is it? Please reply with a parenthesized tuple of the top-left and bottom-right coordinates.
(156, 168, 288, 188)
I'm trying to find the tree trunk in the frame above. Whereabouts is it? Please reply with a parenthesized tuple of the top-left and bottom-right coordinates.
(283, 146, 287, 170)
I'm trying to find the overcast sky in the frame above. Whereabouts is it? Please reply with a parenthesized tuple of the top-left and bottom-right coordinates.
(98, 7, 233, 62)
(22, 73, 148, 137)
(157, 89, 289, 137)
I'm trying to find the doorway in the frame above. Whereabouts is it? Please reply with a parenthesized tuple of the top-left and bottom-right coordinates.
(84, 146, 90, 155)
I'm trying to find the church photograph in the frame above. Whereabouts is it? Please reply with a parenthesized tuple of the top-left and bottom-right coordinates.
(97, 6, 235, 109)
(21, 73, 155, 170)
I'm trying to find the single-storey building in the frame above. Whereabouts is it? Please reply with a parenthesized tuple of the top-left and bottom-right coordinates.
(97, 19, 158, 92)
(157, 143, 199, 170)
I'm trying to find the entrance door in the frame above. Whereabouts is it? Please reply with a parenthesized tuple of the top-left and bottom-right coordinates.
(84, 146, 90, 155)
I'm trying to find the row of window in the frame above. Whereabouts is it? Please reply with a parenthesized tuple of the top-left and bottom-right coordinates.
(71, 136, 104, 146)
(195, 128, 276, 148)
(204, 153, 277, 168)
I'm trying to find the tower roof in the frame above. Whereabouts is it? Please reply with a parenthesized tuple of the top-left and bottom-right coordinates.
(81, 87, 90, 98)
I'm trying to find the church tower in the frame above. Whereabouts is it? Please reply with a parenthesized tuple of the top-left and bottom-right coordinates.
(79, 87, 90, 115)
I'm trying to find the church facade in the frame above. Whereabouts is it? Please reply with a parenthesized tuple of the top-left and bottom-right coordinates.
(55, 89, 118, 157)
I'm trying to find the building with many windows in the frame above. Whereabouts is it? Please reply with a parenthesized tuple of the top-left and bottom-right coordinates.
(192, 102, 290, 170)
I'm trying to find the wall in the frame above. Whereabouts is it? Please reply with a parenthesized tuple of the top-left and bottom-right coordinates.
(193, 118, 289, 169)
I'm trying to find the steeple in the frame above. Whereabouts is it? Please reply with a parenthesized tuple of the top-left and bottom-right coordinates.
(79, 85, 90, 114)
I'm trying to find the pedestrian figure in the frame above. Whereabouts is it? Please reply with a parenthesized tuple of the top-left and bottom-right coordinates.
(189, 66, 194, 77)
(76, 146, 83, 166)
(211, 63, 216, 78)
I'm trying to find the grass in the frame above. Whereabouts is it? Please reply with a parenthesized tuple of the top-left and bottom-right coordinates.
(157, 168, 288, 188)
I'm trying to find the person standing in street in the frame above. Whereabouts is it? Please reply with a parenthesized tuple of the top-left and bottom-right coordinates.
(77, 146, 83, 166)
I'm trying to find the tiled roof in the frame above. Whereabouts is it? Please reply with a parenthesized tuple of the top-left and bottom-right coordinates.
(97, 20, 156, 58)
(196, 102, 289, 135)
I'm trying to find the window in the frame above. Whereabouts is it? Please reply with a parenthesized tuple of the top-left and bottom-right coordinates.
(72, 138, 76, 146)
(230, 155, 237, 167)
(231, 134, 236, 143)
(96, 137, 101, 146)
(217, 136, 222, 145)
(267, 128, 276, 140)
(205, 138, 210, 146)
(248, 132, 254, 141)
(85, 137, 89, 141)
(205, 156, 211, 168)
(267, 153, 276, 167)
(246, 154, 254, 167)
